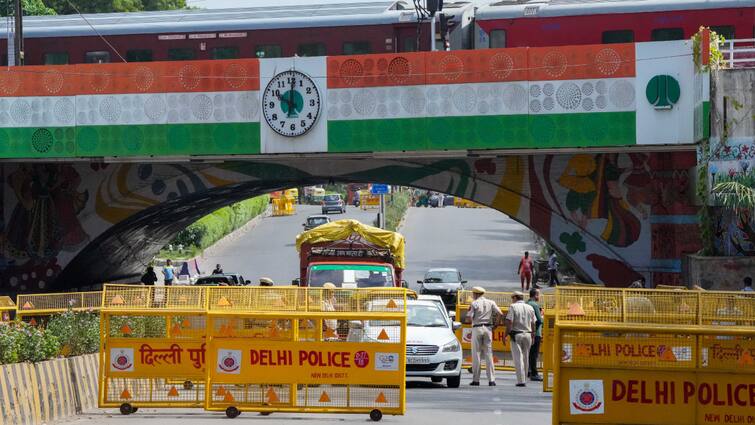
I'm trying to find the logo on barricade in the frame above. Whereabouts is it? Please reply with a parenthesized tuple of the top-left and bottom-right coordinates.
(375, 353, 399, 371)
(570, 380, 604, 415)
(217, 349, 241, 374)
(462, 328, 472, 343)
(354, 351, 370, 368)
(110, 348, 134, 372)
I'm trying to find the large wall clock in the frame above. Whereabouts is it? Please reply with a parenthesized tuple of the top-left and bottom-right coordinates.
(262, 70, 321, 137)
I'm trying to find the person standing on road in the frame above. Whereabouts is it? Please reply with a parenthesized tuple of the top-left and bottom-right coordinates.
(465, 286, 502, 386)
(140, 266, 158, 286)
(526, 288, 544, 382)
(742, 276, 753, 292)
(518, 251, 534, 291)
(547, 250, 560, 287)
(505, 291, 536, 387)
(162, 259, 175, 286)
(213, 264, 224, 274)
(322, 282, 339, 340)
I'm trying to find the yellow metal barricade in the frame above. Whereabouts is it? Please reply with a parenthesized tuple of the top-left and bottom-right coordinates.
(272, 198, 295, 216)
(455, 290, 549, 373)
(204, 287, 407, 420)
(0, 296, 15, 321)
(552, 287, 755, 425)
(16, 290, 103, 319)
(99, 285, 208, 413)
(453, 198, 484, 208)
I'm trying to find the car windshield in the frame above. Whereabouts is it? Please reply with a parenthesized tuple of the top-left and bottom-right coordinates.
(308, 217, 329, 225)
(425, 271, 460, 283)
(407, 304, 448, 327)
(323, 195, 340, 202)
(309, 264, 394, 288)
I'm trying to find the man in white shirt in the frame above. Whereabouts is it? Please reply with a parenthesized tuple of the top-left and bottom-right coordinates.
(504, 291, 537, 387)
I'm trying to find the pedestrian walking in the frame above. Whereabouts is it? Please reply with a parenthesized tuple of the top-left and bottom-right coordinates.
(465, 286, 502, 386)
(162, 259, 175, 286)
(526, 288, 544, 382)
(518, 251, 534, 291)
(742, 276, 753, 292)
(504, 291, 536, 387)
(140, 266, 158, 286)
(547, 250, 560, 286)
(213, 264, 224, 274)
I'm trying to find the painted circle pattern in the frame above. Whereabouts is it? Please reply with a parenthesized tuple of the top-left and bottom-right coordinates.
(595, 48, 621, 76)
(387, 57, 411, 84)
(490, 53, 514, 80)
(339, 59, 363, 87)
(440, 55, 464, 81)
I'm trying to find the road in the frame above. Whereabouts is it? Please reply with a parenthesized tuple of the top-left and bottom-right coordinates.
(199, 204, 536, 291)
(67, 373, 552, 424)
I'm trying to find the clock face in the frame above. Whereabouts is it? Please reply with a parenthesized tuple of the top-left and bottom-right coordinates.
(262, 70, 321, 137)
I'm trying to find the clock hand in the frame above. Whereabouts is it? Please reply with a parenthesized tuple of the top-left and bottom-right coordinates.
(288, 75, 296, 118)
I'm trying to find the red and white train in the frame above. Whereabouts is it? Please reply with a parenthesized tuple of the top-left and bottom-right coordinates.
(0, 0, 752, 66)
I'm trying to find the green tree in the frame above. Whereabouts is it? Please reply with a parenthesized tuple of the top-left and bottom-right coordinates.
(43, 0, 185, 14)
(1, 0, 56, 16)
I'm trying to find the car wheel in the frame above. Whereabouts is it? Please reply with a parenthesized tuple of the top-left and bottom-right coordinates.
(431, 376, 443, 383)
(447, 374, 461, 388)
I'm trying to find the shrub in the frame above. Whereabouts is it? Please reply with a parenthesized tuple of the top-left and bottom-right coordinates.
(47, 311, 101, 357)
(0, 322, 60, 364)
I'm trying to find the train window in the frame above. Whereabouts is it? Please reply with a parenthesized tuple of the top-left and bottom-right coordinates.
(44, 52, 69, 65)
(85, 51, 111, 64)
(297, 43, 326, 57)
(212, 46, 239, 60)
(127, 49, 153, 62)
(651, 28, 684, 41)
(255, 45, 282, 58)
(710, 26, 735, 40)
(168, 48, 196, 61)
(489, 30, 506, 48)
(403, 37, 417, 52)
(343, 41, 371, 55)
(602, 30, 634, 44)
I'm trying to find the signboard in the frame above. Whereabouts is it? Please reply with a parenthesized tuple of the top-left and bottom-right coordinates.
(106, 339, 206, 378)
(559, 368, 755, 424)
(208, 340, 403, 385)
(370, 184, 389, 195)
(560, 335, 695, 369)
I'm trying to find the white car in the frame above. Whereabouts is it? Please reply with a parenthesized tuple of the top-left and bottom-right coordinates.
(349, 299, 462, 387)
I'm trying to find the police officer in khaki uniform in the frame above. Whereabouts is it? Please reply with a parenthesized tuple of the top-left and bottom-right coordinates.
(465, 286, 502, 386)
(505, 291, 537, 387)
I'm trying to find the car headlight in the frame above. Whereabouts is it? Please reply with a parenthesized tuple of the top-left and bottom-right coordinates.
(442, 340, 461, 353)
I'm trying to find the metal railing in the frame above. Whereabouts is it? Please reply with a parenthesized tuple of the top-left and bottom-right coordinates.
(720, 38, 755, 68)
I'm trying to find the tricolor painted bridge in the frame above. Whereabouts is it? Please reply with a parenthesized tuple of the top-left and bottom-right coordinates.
(0, 41, 710, 292)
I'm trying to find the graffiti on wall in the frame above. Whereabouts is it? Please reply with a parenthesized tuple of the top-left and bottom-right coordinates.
(0, 152, 700, 293)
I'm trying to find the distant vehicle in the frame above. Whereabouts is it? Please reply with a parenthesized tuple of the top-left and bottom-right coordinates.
(417, 268, 467, 310)
(349, 299, 462, 388)
(194, 273, 250, 286)
(442, 195, 455, 207)
(321, 193, 346, 214)
(429, 194, 442, 208)
(303, 214, 331, 231)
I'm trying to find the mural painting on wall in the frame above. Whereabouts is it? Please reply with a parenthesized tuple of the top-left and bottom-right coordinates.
(0, 152, 700, 293)
(0, 164, 89, 291)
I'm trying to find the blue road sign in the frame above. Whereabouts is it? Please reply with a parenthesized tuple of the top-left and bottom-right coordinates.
(371, 184, 389, 195)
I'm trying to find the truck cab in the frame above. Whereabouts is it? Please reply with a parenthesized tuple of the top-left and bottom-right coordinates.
(307, 262, 397, 288)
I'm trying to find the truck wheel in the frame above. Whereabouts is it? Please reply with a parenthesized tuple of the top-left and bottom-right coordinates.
(119, 403, 134, 415)
(370, 409, 383, 421)
(431, 377, 443, 383)
(225, 406, 240, 418)
(447, 374, 461, 388)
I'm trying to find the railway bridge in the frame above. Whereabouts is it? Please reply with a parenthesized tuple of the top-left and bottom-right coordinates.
(0, 40, 716, 292)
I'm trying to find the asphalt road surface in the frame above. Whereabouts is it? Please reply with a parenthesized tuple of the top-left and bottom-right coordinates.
(197, 204, 535, 290)
(66, 373, 552, 425)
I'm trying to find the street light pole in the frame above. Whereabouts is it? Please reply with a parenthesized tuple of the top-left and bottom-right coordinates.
(14, 0, 24, 65)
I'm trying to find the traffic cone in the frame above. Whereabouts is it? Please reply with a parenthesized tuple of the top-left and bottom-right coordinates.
(324, 328, 338, 339)
(386, 299, 398, 309)
(29, 318, 37, 327)
(120, 324, 132, 335)
(216, 387, 226, 396)
(21, 301, 34, 310)
(375, 392, 387, 403)
(660, 347, 677, 362)
(167, 386, 179, 397)
(181, 319, 191, 328)
(120, 389, 132, 400)
(377, 329, 390, 340)
(266, 388, 279, 403)
(111, 295, 125, 305)
(567, 303, 585, 316)
(738, 350, 753, 366)
(217, 296, 231, 307)
(319, 391, 331, 403)
(224, 392, 235, 402)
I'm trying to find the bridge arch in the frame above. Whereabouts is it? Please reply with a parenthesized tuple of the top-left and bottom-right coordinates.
(5, 150, 697, 292)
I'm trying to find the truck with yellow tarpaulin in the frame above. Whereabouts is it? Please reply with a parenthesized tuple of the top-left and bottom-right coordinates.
(295, 219, 406, 288)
